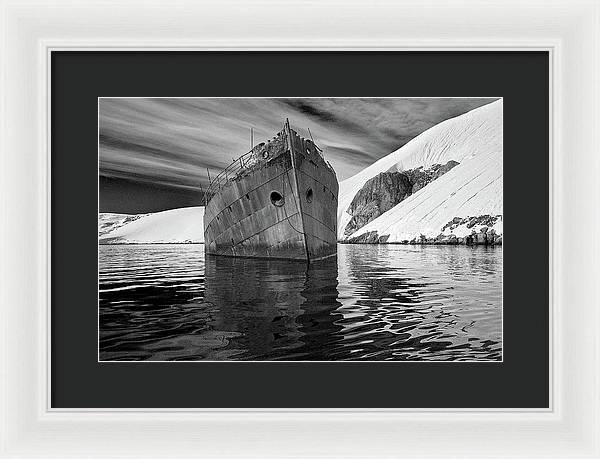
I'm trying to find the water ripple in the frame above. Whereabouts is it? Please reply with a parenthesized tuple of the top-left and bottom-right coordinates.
(99, 244, 502, 361)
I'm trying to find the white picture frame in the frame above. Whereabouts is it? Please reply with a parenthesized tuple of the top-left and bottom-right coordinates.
(1, 0, 598, 457)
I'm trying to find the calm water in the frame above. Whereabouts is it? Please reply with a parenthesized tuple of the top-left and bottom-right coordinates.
(99, 244, 502, 361)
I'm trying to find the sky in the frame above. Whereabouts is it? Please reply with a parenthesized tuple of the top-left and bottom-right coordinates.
(99, 97, 498, 214)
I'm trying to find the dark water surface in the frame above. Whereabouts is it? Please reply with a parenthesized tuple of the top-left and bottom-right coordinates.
(99, 244, 502, 361)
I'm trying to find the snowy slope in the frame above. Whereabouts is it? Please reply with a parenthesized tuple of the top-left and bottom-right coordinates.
(338, 99, 502, 240)
(348, 145, 502, 241)
(99, 206, 205, 244)
(98, 213, 150, 237)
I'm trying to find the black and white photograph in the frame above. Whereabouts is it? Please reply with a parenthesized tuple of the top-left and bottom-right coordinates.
(99, 97, 503, 362)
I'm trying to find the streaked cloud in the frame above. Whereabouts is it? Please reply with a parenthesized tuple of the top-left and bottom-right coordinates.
(99, 97, 498, 212)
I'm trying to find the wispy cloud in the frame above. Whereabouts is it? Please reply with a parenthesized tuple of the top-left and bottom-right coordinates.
(99, 97, 497, 211)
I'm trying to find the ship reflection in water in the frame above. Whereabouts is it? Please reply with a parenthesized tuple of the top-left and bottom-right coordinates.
(99, 244, 502, 361)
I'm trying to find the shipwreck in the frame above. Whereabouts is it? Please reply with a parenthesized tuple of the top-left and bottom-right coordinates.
(203, 120, 338, 261)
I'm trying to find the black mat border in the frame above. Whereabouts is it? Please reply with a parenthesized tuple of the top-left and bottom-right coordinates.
(51, 51, 549, 408)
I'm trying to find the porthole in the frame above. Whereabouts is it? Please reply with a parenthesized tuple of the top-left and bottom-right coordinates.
(262, 151, 269, 159)
(306, 188, 313, 203)
(306, 148, 311, 155)
(270, 191, 285, 207)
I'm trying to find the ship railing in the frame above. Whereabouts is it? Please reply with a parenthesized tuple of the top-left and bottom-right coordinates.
(203, 149, 257, 206)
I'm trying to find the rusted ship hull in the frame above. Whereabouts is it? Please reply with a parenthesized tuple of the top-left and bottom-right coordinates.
(203, 123, 338, 261)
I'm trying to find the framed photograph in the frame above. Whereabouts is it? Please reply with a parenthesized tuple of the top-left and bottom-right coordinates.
(98, 95, 504, 364)
(1, 0, 599, 457)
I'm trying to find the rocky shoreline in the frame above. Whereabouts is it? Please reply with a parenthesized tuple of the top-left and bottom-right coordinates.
(345, 227, 502, 246)
(344, 214, 502, 245)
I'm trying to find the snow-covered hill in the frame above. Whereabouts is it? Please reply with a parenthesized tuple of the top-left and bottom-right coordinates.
(98, 213, 150, 237)
(338, 99, 503, 242)
(99, 206, 205, 244)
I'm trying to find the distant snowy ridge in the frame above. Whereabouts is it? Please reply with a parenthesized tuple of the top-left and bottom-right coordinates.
(338, 99, 503, 242)
(98, 213, 150, 237)
(99, 206, 205, 244)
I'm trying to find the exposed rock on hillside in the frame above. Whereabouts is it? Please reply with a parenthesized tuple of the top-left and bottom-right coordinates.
(402, 160, 459, 193)
(440, 215, 501, 233)
(343, 161, 460, 236)
(344, 172, 412, 236)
